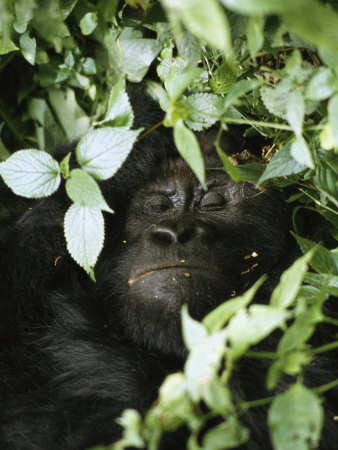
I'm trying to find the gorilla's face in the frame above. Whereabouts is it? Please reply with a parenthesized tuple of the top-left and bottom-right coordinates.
(96, 154, 291, 356)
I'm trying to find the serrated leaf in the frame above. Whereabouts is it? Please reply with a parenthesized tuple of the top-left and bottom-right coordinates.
(306, 67, 337, 101)
(19, 32, 36, 65)
(101, 81, 134, 127)
(79, 12, 97, 35)
(268, 384, 323, 450)
(290, 137, 314, 169)
(173, 119, 206, 189)
(257, 143, 307, 186)
(184, 93, 224, 131)
(260, 84, 290, 119)
(286, 90, 304, 137)
(181, 305, 208, 351)
(0, 149, 60, 198)
(76, 127, 140, 181)
(64, 204, 104, 273)
(210, 60, 238, 95)
(66, 169, 113, 213)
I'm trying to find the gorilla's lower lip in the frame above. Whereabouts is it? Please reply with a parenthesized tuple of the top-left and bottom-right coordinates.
(128, 265, 223, 286)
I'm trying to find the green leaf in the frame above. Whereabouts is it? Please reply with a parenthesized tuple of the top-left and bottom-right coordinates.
(216, 149, 243, 183)
(48, 89, 90, 140)
(173, 119, 206, 189)
(328, 93, 338, 146)
(268, 384, 323, 450)
(234, 162, 265, 184)
(165, 65, 203, 102)
(225, 305, 290, 359)
(181, 305, 208, 351)
(19, 32, 36, 65)
(304, 273, 338, 297)
(202, 376, 233, 412)
(101, 81, 134, 127)
(224, 79, 261, 110)
(76, 127, 141, 181)
(60, 152, 71, 179)
(14, 0, 35, 32)
(203, 275, 267, 332)
(202, 417, 249, 450)
(306, 67, 337, 101)
(286, 90, 304, 137)
(247, 15, 264, 59)
(185, 330, 227, 402)
(161, 0, 232, 55)
(293, 235, 338, 275)
(156, 373, 193, 430)
(65, 169, 113, 213)
(64, 204, 104, 273)
(257, 143, 307, 186)
(314, 153, 338, 206)
(209, 60, 238, 95)
(116, 409, 145, 449)
(0, 40, 19, 55)
(79, 12, 97, 35)
(110, 28, 162, 83)
(184, 93, 224, 131)
(270, 252, 312, 309)
(0, 150, 60, 198)
(220, 0, 296, 14)
(260, 86, 288, 120)
(145, 81, 170, 111)
(176, 31, 200, 65)
(290, 137, 314, 169)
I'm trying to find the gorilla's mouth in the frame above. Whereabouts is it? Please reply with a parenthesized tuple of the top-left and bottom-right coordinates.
(128, 265, 224, 286)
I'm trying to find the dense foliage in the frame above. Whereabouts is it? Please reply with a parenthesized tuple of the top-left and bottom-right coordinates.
(0, 0, 337, 449)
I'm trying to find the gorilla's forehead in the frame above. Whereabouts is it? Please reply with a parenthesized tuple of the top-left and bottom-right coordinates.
(154, 155, 233, 193)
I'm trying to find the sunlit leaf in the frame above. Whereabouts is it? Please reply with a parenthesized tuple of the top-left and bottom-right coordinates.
(0, 150, 60, 198)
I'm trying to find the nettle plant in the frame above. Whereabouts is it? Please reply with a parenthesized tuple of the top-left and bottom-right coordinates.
(0, 82, 141, 277)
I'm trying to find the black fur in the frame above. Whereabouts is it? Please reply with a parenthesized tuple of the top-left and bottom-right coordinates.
(0, 93, 337, 449)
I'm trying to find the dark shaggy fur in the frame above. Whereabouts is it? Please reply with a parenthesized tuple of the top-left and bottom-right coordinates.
(0, 92, 337, 449)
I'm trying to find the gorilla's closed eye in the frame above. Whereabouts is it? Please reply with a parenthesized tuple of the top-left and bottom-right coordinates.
(200, 190, 227, 210)
(145, 194, 173, 213)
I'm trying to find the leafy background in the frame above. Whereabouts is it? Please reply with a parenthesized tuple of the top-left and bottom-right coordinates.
(0, 0, 337, 449)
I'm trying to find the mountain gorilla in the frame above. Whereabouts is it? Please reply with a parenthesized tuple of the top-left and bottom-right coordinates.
(0, 91, 337, 450)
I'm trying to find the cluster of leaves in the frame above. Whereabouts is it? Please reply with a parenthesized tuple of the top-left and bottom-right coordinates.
(0, 0, 337, 449)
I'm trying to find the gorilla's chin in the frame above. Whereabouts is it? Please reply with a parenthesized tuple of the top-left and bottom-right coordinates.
(127, 267, 233, 320)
